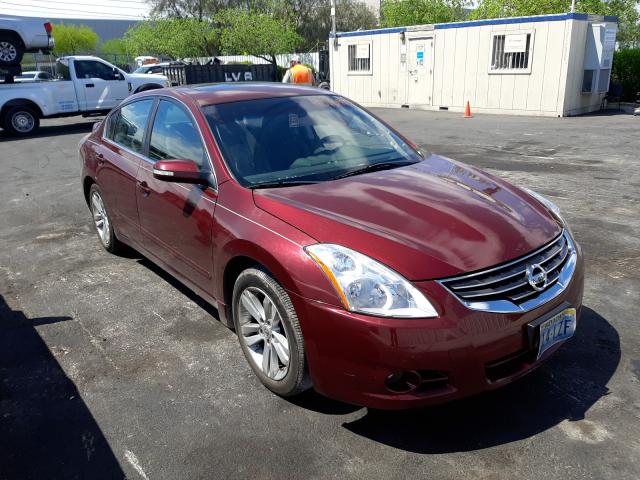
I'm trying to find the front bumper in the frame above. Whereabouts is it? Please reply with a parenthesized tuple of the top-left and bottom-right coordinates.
(292, 246, 584, 410)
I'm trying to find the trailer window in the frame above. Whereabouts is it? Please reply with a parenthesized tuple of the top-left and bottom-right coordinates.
(489, 32, 533, 74)
(348, 43, 372, 74)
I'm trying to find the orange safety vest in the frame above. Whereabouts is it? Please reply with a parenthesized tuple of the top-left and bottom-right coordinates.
(290, 64, 312, 85)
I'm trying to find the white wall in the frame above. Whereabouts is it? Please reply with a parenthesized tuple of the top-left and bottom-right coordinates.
(330, 30, 408, 108)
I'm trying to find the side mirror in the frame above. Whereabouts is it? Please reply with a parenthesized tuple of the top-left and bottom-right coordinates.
(113, 68, 123, 80)
(153, 159, 206, 185)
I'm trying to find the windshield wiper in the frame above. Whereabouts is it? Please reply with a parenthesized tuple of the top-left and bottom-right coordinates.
(248, 180, 319, 189)
(333, 160, 415, 180)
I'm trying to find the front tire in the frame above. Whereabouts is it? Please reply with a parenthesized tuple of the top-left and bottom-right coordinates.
(232, 267, 310, 397)
(89, 184, 121, 254)
(3, 106, 39, 136)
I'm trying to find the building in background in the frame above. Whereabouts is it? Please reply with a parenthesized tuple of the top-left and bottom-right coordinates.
(10, 17, 140, 43)
(330, 13, 618, 117)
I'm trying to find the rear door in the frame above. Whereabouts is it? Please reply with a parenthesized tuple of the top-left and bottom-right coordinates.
(135, 98, 217, 286)
(98, 98, 155, 244)
(73, 59, 130, 111)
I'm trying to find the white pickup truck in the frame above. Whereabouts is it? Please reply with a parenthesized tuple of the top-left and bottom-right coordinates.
(0, 55, 169, 135)
(0, 16, 54, 66)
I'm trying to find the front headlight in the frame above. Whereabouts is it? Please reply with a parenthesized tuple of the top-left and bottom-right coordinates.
(305, 244, 438, 318)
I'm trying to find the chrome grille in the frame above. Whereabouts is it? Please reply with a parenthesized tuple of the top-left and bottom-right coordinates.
(439, 231, 576, 313)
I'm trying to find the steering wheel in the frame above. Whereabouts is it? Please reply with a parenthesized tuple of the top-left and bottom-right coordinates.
(313, 135, 345, 155)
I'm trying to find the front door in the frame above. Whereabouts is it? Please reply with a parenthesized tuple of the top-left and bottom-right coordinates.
(73, 59, 130, 111)
(407, 37, 433, 107)
(136, 99, 217, 286)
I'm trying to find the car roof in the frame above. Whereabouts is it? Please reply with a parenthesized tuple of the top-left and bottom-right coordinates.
(167, 83, 334, 107)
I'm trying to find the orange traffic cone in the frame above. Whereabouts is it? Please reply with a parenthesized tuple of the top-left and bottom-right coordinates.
(464, 101, 473, 118)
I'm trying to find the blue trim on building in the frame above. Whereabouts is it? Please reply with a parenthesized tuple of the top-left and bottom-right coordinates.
(331, 27, 406, 38)
(435, 13, 586, 29)
(332, 12, 617, 38)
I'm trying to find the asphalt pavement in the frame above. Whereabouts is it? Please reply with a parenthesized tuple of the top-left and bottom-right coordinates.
(0, 109, 638, 479)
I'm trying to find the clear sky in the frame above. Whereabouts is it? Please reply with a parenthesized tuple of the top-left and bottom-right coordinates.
(0, 0, 152, 20)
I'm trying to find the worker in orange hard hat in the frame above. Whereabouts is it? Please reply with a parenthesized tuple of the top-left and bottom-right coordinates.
(282, 55, 313, 86)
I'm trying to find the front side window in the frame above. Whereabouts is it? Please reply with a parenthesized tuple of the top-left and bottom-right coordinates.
(202, 95, 421, 187)
(75, 60, 118, 80)
(149, 100, 206, 167)
(106, 99, 154, 154)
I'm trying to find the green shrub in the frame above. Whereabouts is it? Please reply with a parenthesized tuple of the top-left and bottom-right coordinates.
(611, 48, 640, 102)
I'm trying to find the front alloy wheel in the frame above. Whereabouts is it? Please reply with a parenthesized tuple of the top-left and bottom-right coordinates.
(233, 268, 310, 397)
(239, 287, 290, 380)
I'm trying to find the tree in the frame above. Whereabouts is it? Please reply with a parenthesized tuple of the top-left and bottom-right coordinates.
(124, 18, 218, 58)
(100, 38, 128, 55)
(215, 8, 303, 64)
(295, 0, 379, 49)
(380, 0, 467, 27)
(52, 23, 99, 55)
(148, 0, 268, 20)
(471, 0, 640, 45)
(146, 0, 379, 50)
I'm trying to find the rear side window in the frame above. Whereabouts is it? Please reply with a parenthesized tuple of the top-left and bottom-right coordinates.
(106, 99, 154, 155)
(149, 100, 206, 167)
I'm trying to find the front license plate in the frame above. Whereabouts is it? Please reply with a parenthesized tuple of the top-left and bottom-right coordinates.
(537, 308, 576, 359)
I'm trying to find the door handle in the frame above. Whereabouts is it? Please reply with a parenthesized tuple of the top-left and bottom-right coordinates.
(86, 83, 94, 88)
(137, 181, 151, 196)
(96, 153, 104, 165)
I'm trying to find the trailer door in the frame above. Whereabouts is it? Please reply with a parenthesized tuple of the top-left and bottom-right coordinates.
(407, 37, 433, 107)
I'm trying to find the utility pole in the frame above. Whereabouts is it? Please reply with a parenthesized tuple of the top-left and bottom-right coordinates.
(331, 0, 336, 38)
(570, 0, 576, 13)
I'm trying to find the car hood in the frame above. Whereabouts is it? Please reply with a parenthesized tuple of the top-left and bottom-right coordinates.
(253, 154, 562, 280)
(128, 73, 167, 83)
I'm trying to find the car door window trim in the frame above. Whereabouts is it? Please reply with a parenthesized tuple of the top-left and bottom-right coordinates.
(144, 94, 218, 191)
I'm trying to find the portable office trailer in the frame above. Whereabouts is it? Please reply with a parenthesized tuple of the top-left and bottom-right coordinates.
(329, 13, 618, 117)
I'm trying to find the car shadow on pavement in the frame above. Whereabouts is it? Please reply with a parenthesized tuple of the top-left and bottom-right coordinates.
(339, 306, 619, 453)
(136, 257, 221, 321)
(0, 120, 98, 142)
(0, 294, 126, 479)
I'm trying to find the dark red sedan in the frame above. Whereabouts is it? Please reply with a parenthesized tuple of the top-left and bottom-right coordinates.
(79, 84, 584, 409)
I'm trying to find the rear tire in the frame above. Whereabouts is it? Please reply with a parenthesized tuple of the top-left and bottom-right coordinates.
(89, 184, 121, 254)
(232, 267, 311, 397)
(0, 36, 24, 66)
(3, 106, 39, 136)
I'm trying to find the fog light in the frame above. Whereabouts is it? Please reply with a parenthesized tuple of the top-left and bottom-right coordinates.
(384, 370, 421, 393)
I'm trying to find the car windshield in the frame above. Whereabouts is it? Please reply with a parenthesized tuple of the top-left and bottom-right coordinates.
(201, 95, 421, 187)
(134, 66, 149, 73)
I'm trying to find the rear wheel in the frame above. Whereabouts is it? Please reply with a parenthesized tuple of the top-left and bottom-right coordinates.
(0, 36, 24, 66)
(3, 106, 39, 136)
(89, 184, 121, 254)
(232, 267, 310, 397)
